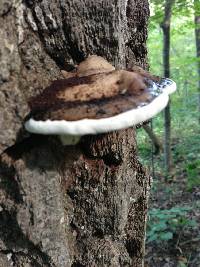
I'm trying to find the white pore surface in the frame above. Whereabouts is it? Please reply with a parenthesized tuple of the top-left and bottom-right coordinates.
(25, 80, 176, 136)
(163, 79, 176, 95)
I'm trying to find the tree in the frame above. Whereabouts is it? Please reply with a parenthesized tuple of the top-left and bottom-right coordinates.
(160, 0, 175, 175)
(143, 124, 163, 155)
(0, 1, 150, 266)
(194, 0, 200, 124)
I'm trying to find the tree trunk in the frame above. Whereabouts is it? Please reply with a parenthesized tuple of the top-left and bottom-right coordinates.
(0, 1, 150, 266)
(143, 125, 163, 155)
(160, 0, 174, 175)
(194, 0, 200, 124)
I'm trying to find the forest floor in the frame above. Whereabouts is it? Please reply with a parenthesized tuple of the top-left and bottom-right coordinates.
(137, 124, 200, 267)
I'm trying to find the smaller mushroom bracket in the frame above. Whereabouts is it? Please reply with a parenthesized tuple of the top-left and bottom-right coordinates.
(24, 56, 176, 142)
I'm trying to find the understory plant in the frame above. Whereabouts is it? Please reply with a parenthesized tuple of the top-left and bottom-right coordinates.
(147, 206, 197, 244)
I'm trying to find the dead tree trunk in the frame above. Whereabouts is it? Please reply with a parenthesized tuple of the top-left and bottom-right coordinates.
(161, 0, 174, 175)
(194, 0, 200, 124)
(0, 1, 150, 266)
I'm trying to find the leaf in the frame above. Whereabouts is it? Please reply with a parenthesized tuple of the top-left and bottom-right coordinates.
(148, 233, 158, 242)
(160, 232, 173, 241)
(152, 222, 168, 231)
(178, 262, 187, 267)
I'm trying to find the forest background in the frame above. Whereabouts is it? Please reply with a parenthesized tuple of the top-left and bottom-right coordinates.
(142, 0, 200, 266)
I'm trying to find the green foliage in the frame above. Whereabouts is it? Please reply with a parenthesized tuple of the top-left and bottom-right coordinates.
(137, 0, 200, 175)
(147, 207, 197, 244)
(149, 0, 195, 31)
(186, 159, 200, 191)
(144, 0, 199, 263)
(178, 262, 187, 267)
(194, 0, 200, 16)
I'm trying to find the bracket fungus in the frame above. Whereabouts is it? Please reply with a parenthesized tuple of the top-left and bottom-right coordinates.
(24, 56, 176, 145)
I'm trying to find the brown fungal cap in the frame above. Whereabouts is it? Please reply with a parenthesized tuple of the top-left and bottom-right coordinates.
(27, 70, 151, 122)
(130, 65, 161, 82)
(77, 55, 115, 77)
(25, 56, 176, 137)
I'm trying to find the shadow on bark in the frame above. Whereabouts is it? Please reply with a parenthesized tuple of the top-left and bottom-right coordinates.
(0, 209, 54, 266)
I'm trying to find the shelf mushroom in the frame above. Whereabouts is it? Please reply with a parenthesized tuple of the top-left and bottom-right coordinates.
(24, 56, 176, 145)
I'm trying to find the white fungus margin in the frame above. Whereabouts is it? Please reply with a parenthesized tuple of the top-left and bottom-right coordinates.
(25, 79, 176, 145)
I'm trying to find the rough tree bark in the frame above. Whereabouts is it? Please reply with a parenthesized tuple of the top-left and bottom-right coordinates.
(160, 0, 174, 175)
(0, 1, 150, 266)
(194, 0, 200, 124)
